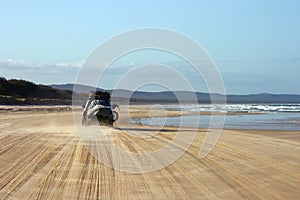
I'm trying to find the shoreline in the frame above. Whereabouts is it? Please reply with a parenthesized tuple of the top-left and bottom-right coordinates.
(121, 105, 300, 131)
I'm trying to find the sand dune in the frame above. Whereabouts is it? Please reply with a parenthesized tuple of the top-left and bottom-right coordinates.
(0, 106, 299, 199)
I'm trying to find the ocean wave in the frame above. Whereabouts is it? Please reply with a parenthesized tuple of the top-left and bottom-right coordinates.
(166, 104, 300, 113)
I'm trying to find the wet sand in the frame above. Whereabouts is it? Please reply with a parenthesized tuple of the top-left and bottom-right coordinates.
(0, 106, 299, 199)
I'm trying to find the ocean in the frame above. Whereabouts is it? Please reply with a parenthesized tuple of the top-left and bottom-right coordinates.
(133, 104, 300, 130)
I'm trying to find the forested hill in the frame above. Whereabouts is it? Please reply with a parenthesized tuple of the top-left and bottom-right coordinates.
(0, 77, 74, 105)
(54, 83, 300, 104)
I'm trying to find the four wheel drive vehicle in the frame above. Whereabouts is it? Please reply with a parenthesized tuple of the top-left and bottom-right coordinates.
(82, 91, 119, 127)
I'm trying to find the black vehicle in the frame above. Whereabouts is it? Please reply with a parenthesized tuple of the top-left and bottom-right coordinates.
(82, 91, 118, 127)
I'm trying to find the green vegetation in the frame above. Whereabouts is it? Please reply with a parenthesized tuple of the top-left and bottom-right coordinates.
(0, 77, 73, 105)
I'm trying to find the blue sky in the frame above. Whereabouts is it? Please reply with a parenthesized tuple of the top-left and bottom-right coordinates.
(0, 0, 299, 94)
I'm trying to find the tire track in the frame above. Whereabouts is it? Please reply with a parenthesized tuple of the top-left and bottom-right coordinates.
(1, 110, 300, 199)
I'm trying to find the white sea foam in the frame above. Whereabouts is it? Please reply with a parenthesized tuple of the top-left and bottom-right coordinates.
(166, 104, 300, 113)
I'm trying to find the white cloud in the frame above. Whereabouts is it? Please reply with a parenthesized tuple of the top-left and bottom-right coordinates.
(55, 62, 82, 68)
(0, 58, 81, 84)
(0, 58, 82, 71)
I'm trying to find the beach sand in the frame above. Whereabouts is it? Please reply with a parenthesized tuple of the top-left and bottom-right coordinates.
(0, 105, 299, 199)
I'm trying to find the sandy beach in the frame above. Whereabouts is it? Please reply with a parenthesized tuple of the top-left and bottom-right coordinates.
(0, 105, 299, 199)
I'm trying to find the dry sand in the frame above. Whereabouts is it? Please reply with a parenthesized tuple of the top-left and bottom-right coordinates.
(0, 105, 299, 199)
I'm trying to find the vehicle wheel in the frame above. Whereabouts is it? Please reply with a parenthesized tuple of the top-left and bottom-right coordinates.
(106, 117, 113, 127)
(82, 117, 87, 126)
(112, 111, 119, 122)
(97, 115, 104, 126)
